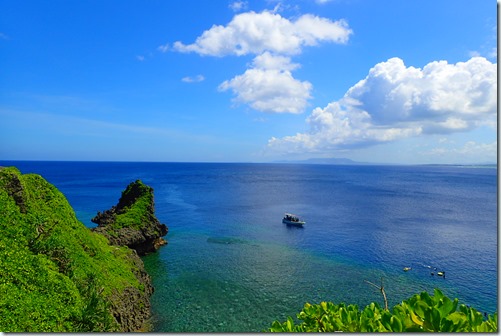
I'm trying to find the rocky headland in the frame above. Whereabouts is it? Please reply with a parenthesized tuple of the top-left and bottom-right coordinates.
(0, 167, 167, 332)
(91, 180, 168, 256)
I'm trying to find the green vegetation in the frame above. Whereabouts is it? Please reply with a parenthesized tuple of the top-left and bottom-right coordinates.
(268, 288, 497, 332)
(0, 167, 146, 332)
(91, 179, 168, 256)
(113, 181, 154, 231)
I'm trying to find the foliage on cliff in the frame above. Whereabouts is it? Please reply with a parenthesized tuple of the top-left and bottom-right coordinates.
(268, 288, 497, 332)
(92, 180, 168, 255)
(0, 167, 151, 332)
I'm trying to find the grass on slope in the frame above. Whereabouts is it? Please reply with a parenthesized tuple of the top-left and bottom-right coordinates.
(0, 167, 144, 332)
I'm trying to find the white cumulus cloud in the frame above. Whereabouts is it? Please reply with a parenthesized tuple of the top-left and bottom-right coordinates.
(173, 10, 352, 56)
(219, 52, 312, 113)
(170, 9, 352, 114)
(268, 56, 497, 153)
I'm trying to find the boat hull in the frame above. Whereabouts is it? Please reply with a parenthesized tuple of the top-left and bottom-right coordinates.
(282, 219, 305, 226)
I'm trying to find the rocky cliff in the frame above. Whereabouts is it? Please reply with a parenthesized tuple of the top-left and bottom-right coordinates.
(91, 180, 168, 256)
(0, 167, 156, 332)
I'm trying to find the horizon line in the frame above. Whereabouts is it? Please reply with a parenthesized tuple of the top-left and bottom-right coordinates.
(0, 159, 497, 167)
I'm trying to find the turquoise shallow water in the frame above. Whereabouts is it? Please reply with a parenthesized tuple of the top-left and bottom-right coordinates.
(3, 161, 498, 332)
(142, 232, 450, 332)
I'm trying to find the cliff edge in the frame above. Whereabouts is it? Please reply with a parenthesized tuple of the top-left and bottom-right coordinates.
(0, 167, 155, 332)
(91, 180, 168, 256)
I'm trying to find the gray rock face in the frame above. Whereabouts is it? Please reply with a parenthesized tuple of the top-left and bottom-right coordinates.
(108, 249, 155, 332)
(2, 169, 27, 213)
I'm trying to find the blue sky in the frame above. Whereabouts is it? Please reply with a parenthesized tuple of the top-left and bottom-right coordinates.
(0, 0, 497, 163)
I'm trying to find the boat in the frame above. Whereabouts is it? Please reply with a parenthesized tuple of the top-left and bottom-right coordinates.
(403, 267, 412, 272)
(282, 213, 305, 227)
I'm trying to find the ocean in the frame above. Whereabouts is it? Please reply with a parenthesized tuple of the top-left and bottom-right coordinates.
(2, 161, 497, 332)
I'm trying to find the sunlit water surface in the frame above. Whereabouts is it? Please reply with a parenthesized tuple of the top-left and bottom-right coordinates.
(5, 161, 497, 332)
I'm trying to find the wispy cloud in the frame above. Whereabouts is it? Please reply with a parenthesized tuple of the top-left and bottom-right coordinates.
(136, 55, 145, 61)
(420, 140, 497, 163)
(182, 74, 205, 83)
(267, 56, 497, 153)
(0, 108, 216, 143)
(158, 43, 169, 53)
(469, 22, 497, 61)
(0, 32, 9, 40)
(229, 1, 248, 12)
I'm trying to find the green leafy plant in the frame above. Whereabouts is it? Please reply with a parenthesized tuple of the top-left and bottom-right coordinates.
(72, 273, 117, 331)
(268, 289, 497, 332)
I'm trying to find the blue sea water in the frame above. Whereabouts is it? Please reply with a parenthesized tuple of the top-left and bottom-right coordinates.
(2, 161, 498, 332)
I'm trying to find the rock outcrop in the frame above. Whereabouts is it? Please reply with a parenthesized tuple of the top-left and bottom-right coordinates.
(107, 250, 154, 332)
(92, 180, 168, 256)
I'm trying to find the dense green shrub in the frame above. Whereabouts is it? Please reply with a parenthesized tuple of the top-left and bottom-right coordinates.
(268, 289, 497, 332)
(114, 190, 153, 230)
(94, 179, 155, 231)
(0, 167, 145, 332)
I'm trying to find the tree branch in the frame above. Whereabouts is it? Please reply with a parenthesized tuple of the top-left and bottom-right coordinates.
(365, 277, 388, 310)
